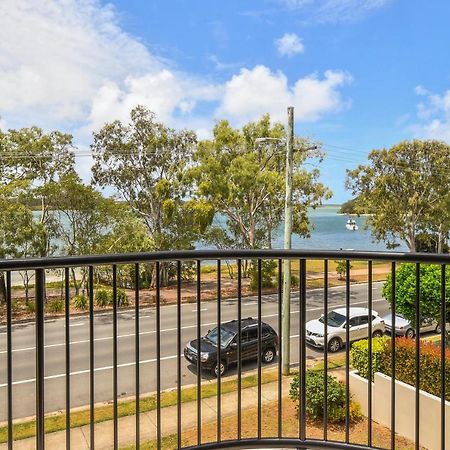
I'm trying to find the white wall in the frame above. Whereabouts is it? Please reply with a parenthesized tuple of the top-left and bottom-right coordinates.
(349, 371, 450, 450)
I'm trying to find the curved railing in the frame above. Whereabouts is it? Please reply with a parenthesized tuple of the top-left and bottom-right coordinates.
(0, 249, 448, 450)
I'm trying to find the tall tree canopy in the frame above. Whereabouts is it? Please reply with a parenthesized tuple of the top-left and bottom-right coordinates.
(91, 106, 213, 252)
(346, 140, 450, 252)
(190, 115, 332, 252)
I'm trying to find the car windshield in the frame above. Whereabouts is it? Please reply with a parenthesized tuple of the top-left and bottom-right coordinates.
(319, 311, 346, 327)
(205, 327, 236, 348)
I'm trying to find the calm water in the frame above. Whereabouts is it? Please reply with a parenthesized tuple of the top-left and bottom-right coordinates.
(199, 205, 407, 252)
(36, 206, 407, 254)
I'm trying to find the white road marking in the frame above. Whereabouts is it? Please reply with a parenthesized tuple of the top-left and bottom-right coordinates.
(0, 299, 385, 355)
(0, 354, 183, 388)
(191, 308, 208, 312)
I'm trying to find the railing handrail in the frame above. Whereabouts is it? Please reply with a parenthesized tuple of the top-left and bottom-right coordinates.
(1, 248, 450, 270)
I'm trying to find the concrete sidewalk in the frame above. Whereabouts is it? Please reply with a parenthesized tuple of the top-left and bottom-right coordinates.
(0, 377, 294, 450)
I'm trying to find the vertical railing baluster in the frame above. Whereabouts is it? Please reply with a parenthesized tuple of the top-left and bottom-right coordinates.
(156, 261, 161, 450)
(6, 271, 13, 450)
(415, 263, 420, 450)
(300, 259, 307, 441)
(441, 264, 446, 450)
(112, 265, 118, 449)
(323, 260, 328, 441)
(391, 262, 396, 450)
(196, 260, 201, 446)
(345, 259, 350, 444)
(89, 266, 95, 450)
(237, 259, 242, 440)
(368, 261, 373, 448)
(257, 259, 262, 440)
(35, 268, 45, 450)
(217, 259, 222, 443)
(177, 261, 182, 449)
(134, 263, 140, 450)
(64, 268, 71, 450)
(277, 259, 282, 439)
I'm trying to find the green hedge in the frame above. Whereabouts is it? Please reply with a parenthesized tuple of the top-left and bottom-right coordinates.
(289, 369, 361, 424)
(350, 337, 389, 380)
(380, 337, 450, 401)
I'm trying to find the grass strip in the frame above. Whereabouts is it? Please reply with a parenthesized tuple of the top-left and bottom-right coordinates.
(0, 369, 279, 444)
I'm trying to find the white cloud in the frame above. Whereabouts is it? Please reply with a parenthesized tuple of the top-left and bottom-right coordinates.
(0, 0, 353, 146)
(0, 117, 6, 131)
(86, 71, 221, 133)
(412, 87, 450, 142)
(0, 0, 161, 128)
(276, 33, 305, 56)
(218, 66, 351, 125)
(279, 0, 390, 22)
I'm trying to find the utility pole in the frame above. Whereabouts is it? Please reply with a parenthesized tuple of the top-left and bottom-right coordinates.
(282, 106, 294, 375)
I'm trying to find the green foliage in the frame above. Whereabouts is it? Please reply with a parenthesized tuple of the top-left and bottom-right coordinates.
(289, 370, 362, 423)
(383, 263, 450, 328)
(25, 301, 35, 314)
(291, 274, 299, 287)
(350, 337, 389, 380)
(379, 337, 450, 401)
(249, 260, 276, 290)
(338, 198, 362, 215)
(46, 299, 64, 314)
(334, 260, 352, 280)
(346, 139, 450, 251)
(191, 115, 331, 252)
(72, 295, 88, 311)
(95, 289, 112, 307)
(116, 289, 129, 307)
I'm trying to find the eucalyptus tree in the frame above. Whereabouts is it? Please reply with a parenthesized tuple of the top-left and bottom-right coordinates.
(346, 140, 450, 252)
(190, 115, 332, 277)
(91, 106, 213, 285)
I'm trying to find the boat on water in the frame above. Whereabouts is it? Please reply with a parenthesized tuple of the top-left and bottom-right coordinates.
(346, 218, 358, 231)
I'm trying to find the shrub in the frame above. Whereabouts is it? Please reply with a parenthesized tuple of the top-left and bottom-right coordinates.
(289, 369, 362, 423)
(25, 301, 35, 314)
(383, 263, 450, 330)
(72, 295, 88, 310)
(47, 299, 64, 314)
(95, 289, 112, 307)
(116, 289, 129, 307)
(350, 336, 389, 380)
(249, 260, 276, 290)
(379, 336, 450, 401)
(291, 274, 299, 287)
(334, 260, 353, 280)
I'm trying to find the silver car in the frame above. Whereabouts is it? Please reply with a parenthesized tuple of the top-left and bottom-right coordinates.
(305, 307, 386, 353)
(382, 313, 442, 338)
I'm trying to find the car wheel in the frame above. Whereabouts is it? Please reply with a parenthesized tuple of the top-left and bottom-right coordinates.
(372, 330, 384, 338)
(328, 337, 341, 353)
(405, 328, 415, 339)
(262, 347, 276, 363)
(211, 361, 226, 377)
(435, 324, 442, 334)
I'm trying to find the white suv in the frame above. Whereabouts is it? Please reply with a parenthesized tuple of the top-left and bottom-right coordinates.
(305, 307, 385, 353)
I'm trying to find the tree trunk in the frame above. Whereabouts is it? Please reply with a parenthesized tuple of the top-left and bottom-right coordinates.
(438, 224, 444, 253)
(71, 268, 80, 296)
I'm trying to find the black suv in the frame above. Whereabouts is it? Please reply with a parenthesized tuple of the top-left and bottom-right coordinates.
(184, 318, 278, 377)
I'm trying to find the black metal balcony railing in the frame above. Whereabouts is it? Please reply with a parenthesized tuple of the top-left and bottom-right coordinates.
(0, 249, 448, 450)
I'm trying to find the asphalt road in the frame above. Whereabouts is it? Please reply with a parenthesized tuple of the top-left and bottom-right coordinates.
(0, 281, 388, 421)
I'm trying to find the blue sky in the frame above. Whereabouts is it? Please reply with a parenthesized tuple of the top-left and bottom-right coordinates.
(1, 0, 450, 202)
